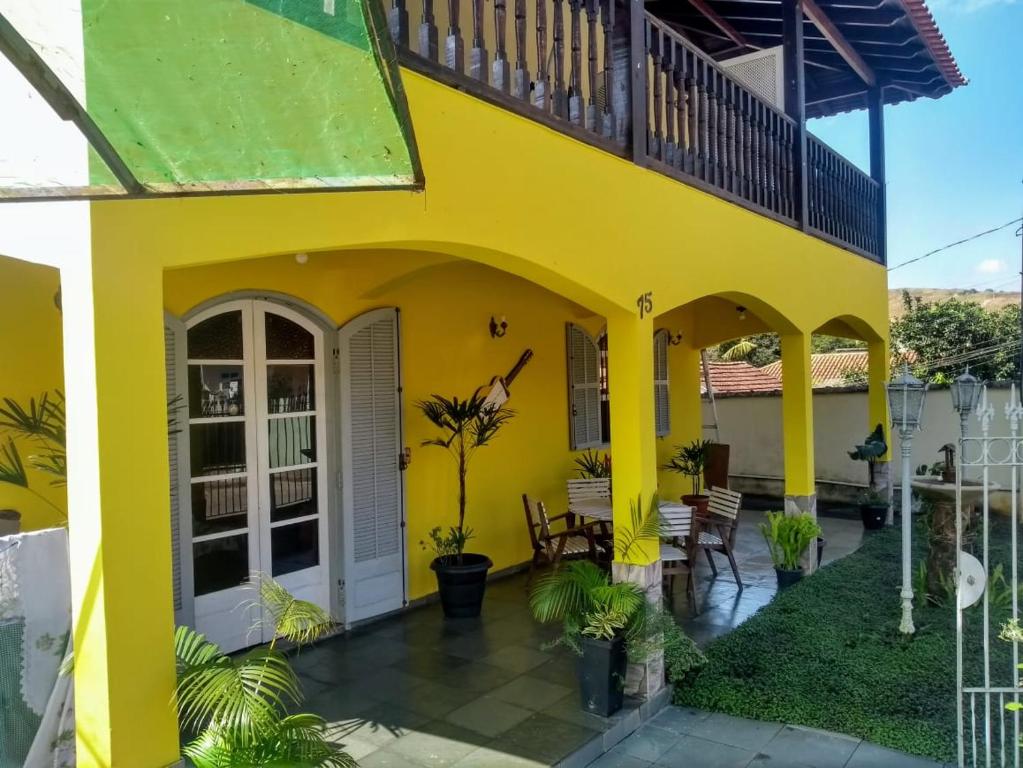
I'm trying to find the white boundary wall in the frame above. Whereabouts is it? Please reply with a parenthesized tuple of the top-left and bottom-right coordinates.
(706, 383, 1018, 502)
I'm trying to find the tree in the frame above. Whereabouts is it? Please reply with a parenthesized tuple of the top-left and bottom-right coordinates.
(891, 290, 1020, 383)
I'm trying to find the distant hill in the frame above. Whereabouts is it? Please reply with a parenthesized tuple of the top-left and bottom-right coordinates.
(889, 288, 1020, 318)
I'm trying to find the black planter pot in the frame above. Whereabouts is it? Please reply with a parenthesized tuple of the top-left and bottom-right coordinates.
(816, 537, 826, 568)
(430, 553, 493, 618)
(775, 567, 804, 590)
(577, 635, 627, 717)
(860, 503, 888, 530)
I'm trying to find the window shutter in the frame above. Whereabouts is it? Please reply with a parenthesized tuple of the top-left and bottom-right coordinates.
(165, 315, 193, 626)
(347, 311, 401, 564)
(567, 324, 602, 449)
(654, 329, 671, 437)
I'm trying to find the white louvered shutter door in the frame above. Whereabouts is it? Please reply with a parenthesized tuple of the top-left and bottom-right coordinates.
(165, 315, 193, 627)
(340, 308, 405, 623)
(567, 324, 602, 449)
(654, 330, 670, 437)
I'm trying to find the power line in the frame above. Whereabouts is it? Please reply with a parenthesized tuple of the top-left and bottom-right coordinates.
(887, 217, 1023, 272)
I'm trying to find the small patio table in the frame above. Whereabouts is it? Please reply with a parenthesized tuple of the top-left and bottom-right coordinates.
(569, 497, 613, 523)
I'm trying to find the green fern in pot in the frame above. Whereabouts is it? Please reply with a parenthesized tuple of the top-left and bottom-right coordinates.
(759, 511, 822, 590)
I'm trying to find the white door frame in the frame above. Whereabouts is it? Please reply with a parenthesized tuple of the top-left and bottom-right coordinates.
(179, 297, 332, 650)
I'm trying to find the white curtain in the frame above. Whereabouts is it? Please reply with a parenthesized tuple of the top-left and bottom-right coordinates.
(0, 528, 75, 768)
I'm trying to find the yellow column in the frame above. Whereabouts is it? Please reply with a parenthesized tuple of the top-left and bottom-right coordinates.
(607, 308, 663, 699)
(607, 309, 658, 565)
(867, 338, 893, 522)
(659, 342, 702, 501)
(62, 239, 180, 767)
(780, 331, 817, 523)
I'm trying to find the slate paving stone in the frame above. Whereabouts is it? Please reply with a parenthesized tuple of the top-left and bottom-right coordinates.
(683, 712, 784, 751)
(745, 753, 817, 767)
(481, 643, 552, 674)
(450, 746, 548, 767)
(587, 745, 655, 767)
(760, 725, 859, 768)
(381, 721, 485, 768)
(444, 695, 534, 737)
(446, 660, 521, 693)
(541, 693, 609, 730)
(618, 723, 682, 762)
(488, 712, 600, 765)
(654, 734, 757, 767)
(489, 675, 573, 710)
(395, 680, 483, 718)
(648, 706, 713, 736)
(844, 741, 946, 768)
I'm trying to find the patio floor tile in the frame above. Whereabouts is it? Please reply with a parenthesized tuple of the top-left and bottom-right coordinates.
(540, 693, 609, 730)
(444, 695, 534, 737)
(653, 734, 757, 767)
(488, 712, 600, 765)
(683, 711, 785, 751)
(648, 705, 713, 735)
(333, 701, 434, 747)
(447, 660, 522, 692)
(760, 724, 859, 768)
(845, 741, 946, 768)
(618, 723, 681, 762)
(396, 680, 485, 718)
(381, 721, 486, 767)
(587, 745, 654, 768)
(746, 754, 816, 767)
(305, 682, 383, 722)
(488, 675, 573, 710)
(480, 643, 552, 674)
(450, 745, 549, 767)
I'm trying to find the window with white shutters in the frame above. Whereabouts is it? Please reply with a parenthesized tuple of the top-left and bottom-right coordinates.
(164, 315, 193, 626)
(567, 324, 604, 449)
(654, 329, 671, 437)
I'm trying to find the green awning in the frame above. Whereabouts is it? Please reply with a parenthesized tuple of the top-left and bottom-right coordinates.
(0, 0, 422, 200)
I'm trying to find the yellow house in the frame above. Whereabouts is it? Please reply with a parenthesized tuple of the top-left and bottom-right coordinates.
(0, 0, 963, 764)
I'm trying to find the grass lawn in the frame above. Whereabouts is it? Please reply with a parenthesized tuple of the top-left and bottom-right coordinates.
(674, 516, 1017, 762)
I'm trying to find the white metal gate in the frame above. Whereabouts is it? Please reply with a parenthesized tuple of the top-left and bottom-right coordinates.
(957, 385, 1023, 767)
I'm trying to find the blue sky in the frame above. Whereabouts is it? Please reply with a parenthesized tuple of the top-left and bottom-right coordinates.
(809, 0, 1022, 290)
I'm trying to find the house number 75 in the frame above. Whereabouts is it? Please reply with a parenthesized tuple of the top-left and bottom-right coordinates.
(637, 292, 653, 318)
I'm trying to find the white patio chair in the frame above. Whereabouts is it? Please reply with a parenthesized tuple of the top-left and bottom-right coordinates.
(659, 503, 697, 605)
(567, 478, 612, 546)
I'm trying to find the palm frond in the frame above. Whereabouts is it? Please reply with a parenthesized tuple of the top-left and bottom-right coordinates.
(0, 391, 66, 447)
(0, 439, 28, 488)
(529, 560, 608, 623)
(30, 451, 67, 485)
(720, 339, 756, 361)
(184, 714, 356, 768)
(614, 494, 664, 561)
(260, 577, 334, 647)
(174, 628, 300, 744)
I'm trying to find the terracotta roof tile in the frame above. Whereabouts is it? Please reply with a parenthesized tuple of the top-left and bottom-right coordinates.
(701, 361, 782, 395)
(898, 0, 968, 90)
(760, 349, 868, 388)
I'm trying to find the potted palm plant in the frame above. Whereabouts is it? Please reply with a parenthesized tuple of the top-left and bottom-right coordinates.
(529, 497, 704, 715)
(418, 392, 515, 618)
(759, 511, 822, 590)
(174, 577, 354, 767)
(664, 439, 712, 517)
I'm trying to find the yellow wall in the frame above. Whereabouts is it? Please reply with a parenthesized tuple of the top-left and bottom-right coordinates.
(164, 251, 610, 600)
(2, 63, 891, 767)
(0, 255, 67, 530)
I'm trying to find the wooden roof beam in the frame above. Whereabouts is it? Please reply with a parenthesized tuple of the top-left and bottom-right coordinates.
(685, 0, 753, 51)
(803, 0, 876, 86)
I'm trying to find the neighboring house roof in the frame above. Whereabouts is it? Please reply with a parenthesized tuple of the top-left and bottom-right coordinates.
(701, 361, 782, 395)
(761, 349, 868, 389)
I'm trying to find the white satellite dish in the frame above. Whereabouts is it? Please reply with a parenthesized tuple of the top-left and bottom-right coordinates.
(958, 551, 987, 609)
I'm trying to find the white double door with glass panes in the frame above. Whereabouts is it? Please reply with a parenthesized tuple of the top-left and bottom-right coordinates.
(186, 300, 328, 651)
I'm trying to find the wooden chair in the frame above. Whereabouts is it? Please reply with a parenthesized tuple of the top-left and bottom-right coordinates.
(522, 494, 600, 583)
(659, 503, 698, 606)
(697, 486, 744, 588)
(566, 478, 612, 546)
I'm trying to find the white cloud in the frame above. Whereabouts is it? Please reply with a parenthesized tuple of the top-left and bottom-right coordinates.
(977, 258, 1007, 274)
(930, 0, 1017, 12)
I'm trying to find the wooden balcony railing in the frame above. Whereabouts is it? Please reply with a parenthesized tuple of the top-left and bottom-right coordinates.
(641, 13, 797, 226)
(807, 135, 882, 259)
(386, 0, 885, 262)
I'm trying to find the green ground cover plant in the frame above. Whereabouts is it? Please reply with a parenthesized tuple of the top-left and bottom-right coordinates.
(675, 515, 1017, 762)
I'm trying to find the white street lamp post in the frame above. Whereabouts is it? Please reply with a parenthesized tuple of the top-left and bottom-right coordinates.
(886, 365, 928, 635)
(951, 367, 982, 441)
